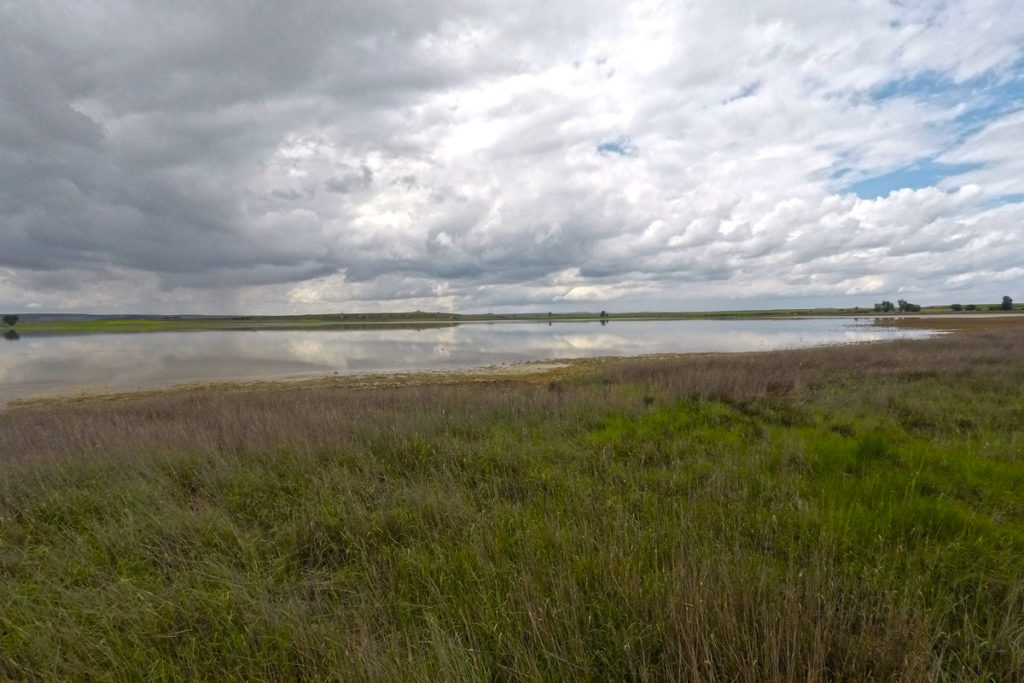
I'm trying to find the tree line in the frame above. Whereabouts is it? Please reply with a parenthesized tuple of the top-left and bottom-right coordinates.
(873, 299, 920, 313)
(874, 296, 1014, 313)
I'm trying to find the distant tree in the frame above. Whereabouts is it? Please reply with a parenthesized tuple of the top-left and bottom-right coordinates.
(2, 314, 17, 327)
(897, 299, 921, 313)
(599, 310, 608, 318)
(950, 304, 963, 311)
(873, 301, 895, 313)
(965, 304, 977, 311)
(1001, 295, 1013, 310)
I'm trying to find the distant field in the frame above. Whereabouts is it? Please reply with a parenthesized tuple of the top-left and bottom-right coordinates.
(1, 318, 1023, 679)
(8, 304, 1023, 335)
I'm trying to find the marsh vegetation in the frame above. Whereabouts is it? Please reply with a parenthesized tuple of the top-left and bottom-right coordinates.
(1, 320, 1022, 679)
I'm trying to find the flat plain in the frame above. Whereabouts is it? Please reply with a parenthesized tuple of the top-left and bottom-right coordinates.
(1, 316, 1022, 680)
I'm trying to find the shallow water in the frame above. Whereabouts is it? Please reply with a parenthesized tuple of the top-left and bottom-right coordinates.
(0, 318, 936, 404)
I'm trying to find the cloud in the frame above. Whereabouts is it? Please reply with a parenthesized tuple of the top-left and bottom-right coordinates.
(940, 110, 1024, 197)
(325, 165, 374, 194)
(1, 0, 1023, 314)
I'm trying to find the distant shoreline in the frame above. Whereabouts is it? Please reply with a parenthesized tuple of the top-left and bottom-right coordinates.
(7, 308, 1024, 336)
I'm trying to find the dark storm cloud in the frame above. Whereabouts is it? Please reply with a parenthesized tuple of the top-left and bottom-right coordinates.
(0, 1, 494, 284)
(325, 166, 373, 194)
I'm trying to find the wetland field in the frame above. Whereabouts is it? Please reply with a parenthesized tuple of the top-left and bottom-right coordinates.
(0, 315, 1022, 679)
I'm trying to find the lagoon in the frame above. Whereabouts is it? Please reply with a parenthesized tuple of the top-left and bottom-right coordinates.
(0, 318, 935, 404)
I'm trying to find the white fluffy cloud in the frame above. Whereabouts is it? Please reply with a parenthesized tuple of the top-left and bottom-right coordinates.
(1, 0, 1023, 313)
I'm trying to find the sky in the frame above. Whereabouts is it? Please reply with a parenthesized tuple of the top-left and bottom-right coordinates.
(2, 0, 1023, 314)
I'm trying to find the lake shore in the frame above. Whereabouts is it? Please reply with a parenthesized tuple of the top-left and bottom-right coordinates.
(3, 359, 581, 410)
(2, 317, 948, 407)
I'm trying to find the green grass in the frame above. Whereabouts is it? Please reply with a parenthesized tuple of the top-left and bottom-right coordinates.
(1, 327, 1023, 679)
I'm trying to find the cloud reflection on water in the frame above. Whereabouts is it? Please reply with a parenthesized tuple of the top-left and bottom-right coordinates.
(0, 319, 936, 403)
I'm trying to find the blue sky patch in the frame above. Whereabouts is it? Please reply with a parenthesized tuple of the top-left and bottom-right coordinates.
(597, 135, 638, 157)
(845, 159, 981, 199)
(871, 70, 951, 102)
(952, 73, 1024, 134)
(872, 60, 1024, 141)
(848, 61, 1024, 201)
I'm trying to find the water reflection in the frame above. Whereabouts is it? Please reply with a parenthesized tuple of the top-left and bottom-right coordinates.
(0, 319, 937, 404)
(3, 330, 18, 341)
